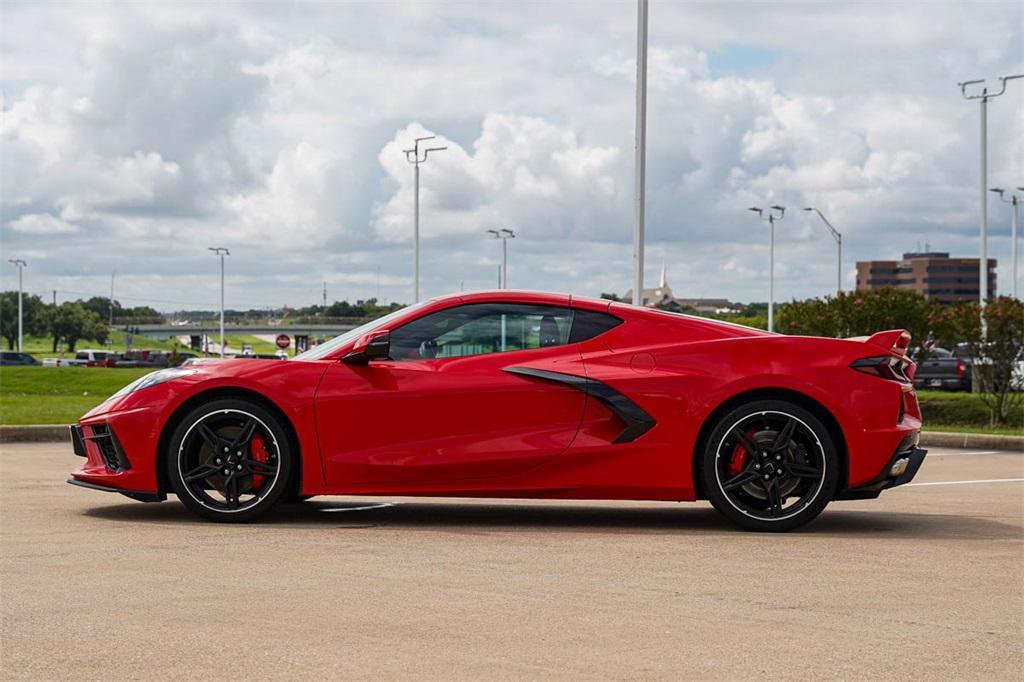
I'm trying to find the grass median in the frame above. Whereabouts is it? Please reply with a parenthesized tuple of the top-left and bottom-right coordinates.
(1, 367, 1021, 435)
(0, 366, 151, 425)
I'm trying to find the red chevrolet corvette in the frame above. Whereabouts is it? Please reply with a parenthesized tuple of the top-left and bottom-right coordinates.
(68, 290, 926, 531)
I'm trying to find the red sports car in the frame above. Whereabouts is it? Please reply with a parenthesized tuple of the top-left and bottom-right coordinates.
(68, 290, 926, 531)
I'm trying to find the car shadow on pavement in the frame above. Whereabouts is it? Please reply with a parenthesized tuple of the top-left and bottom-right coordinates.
(81, 499, 1021, 540)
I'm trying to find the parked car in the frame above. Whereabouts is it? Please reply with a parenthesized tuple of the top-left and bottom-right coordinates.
(68, 289, 926, 531)
(0, 350, 40, 366)
(913, 347, 971, 391)
(42, 357, 77, 367)
(116, 350, 197, 368)
(68, 350, 119, 367)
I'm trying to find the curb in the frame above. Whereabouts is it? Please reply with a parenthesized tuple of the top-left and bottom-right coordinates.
(0, 425, 70, 444)
(919, 431, 1023, 452)
(1, 424, 1021, 451)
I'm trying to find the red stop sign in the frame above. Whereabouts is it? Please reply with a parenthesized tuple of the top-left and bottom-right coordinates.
(275, 334, 291, 349)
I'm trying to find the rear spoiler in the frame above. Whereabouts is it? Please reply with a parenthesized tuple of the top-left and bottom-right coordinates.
(847, 329, 911, 357)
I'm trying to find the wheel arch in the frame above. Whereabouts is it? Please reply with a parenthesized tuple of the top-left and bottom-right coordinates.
(155, 386, 303, 497)
(690, 387, 849, 500)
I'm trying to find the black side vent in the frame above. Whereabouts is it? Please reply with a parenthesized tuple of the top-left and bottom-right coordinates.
(85, 424, 130, 472)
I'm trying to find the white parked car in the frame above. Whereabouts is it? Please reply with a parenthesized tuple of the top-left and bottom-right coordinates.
(67, 349, 118, 367)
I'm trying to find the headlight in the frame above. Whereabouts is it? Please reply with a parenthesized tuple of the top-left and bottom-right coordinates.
(110, 368, 197, 399)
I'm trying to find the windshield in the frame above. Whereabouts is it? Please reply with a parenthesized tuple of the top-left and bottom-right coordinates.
(293, 303, 423, 361)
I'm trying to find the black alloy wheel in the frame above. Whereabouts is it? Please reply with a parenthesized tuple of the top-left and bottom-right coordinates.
(702, 400, 839, 532)
(168, 399, 293, 522)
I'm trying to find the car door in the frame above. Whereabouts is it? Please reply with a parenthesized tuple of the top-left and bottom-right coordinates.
(316, 302, 587, 485)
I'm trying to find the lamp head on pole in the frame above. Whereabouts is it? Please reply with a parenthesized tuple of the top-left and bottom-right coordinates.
(500, 229, 515, 239)
(748, 207, 763, 217)
(770, 205, 786, 218)
(8, 259, 26, 268)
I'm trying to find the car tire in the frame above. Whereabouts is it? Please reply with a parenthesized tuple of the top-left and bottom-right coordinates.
(167, 398, 293, 523)
(700, 399, 839, 532)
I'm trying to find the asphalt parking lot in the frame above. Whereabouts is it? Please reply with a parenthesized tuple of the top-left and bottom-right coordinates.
(1, 442, 1021, 680)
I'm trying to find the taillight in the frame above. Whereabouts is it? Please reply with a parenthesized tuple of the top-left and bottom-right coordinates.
(850, 355, 911, 383)
(955, 360, 966, 376)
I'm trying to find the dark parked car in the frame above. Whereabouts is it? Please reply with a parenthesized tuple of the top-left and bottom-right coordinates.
(116, 350, 196, 368)
(914, 347, 971, 391)
(0, 350, 40, 366)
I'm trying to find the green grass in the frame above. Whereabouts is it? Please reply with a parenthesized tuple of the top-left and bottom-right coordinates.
(223, 335, 279, 355)
(0, 366, 151, 425)
(2, 366, 1021, 435)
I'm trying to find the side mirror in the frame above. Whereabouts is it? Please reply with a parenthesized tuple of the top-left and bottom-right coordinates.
(342, 330, 391, 365)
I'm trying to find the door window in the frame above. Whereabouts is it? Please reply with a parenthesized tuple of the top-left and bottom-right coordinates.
(389, 303, 574, 360)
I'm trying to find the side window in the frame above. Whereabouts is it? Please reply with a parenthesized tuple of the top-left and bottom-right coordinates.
(390, 304, 574, 360)
(568, 309, 622, 343)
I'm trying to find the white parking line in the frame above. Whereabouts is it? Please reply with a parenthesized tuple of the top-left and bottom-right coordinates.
(928, 450, 1003, 457)
(906, 478, 1024, 487)
(321, 502, 399, 513)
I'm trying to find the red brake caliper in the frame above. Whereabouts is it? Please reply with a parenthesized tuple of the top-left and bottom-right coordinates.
(250, 434, 269, 490)
(728, 429, 756, 476)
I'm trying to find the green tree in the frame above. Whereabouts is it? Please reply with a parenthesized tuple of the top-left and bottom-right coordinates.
(932, 297, 1024, 426)
(49, 302, 109, 352)
(777, 288, 937, 362)
(0, 291, 48, 349)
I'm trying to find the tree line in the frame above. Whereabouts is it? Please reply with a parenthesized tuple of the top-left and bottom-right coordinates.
(0, 294, 158, 352)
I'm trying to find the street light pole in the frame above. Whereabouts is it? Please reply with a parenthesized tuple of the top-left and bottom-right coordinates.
(403, 136, 447, 303)
(991, 188, 1021, 298)
(486, 229, 516, 288)
(749, 206, 785, 333)
(7, 259, 26, 351)
(958, 75, 1022, 320)
(632, 0, 649, 306)
(803, 207, 843, 294)
(208, 247, 229, 358)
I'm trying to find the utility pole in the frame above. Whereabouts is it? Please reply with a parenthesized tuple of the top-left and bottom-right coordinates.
(207, 247, 229, 358)
(403, 135, 447, 302)
(109, 271, 115, 326)
(486, 229, 516, 288)
(7, 259, 26, 351)
(322, 280, 327, 309)
(958, 75, 1022, 326)
(632, 0, 649, 306)
(803, 208, 843, 294)
(991, 188, 1021, 298)
(748, 206, 785, 333)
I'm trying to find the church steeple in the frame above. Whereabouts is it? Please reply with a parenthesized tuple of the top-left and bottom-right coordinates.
(659, 261, 667, 289)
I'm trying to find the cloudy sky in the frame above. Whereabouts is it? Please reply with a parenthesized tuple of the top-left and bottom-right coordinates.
(2, 1, 1022, 311)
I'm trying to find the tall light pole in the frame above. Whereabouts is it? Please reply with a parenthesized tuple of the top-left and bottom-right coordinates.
(208, 247, 229, 358)
(109, 271, 115, 326)
(803, 207, 843, 294)
(7, 259, 25, 351)
(403, 135, 447, 303)
(958, 75, 1022, 318)
(486, 229, 516, 288)
(991, 187, 1021, 299)
(631, 0, 649, 306)
(749, 206, 785, 333)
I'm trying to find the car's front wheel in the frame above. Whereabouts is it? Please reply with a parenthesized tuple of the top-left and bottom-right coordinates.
(167, 399, 293, 522)
(701, 400, 839, 532)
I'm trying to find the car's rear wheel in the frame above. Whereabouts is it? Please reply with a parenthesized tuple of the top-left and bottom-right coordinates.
(167, 399, 292, 522)
(701, 400, 839, 532)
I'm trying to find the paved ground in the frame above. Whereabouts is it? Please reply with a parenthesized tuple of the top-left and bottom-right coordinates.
(1, 443, 1021, 680)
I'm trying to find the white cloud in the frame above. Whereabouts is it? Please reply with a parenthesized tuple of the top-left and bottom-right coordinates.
(1, 1, 1021, 309)
(9, 213, 79, 235)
